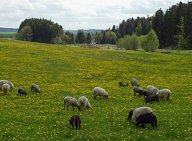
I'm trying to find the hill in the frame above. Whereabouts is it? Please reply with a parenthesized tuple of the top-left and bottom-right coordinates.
(0, 39, 192, 140)
(0, 27, 18, 32)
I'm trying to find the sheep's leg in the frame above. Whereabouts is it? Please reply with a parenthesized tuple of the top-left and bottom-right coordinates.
(73, 106, 74, 110)
(67, 106, 69, 110)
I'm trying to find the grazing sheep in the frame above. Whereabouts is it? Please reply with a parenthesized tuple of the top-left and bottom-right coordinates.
(133, 86, 148, 97)
(69, 115, 81, 130)
(18, 88, 27, 96)
(147, 85, 159, 95)
(2, 83, 10, 94)
(145, 94, 159, 103)
(30, 84, 41, 94)
(119, 81, 128, 87)
(157, 89, 171, 100)
(78, 96, 91, 109)
(130, 78, 139, 87)
(0, 80, 14, 91)
(64, 96, 81, 110)
(93, 87, 108, 99)
(136, 112, 157, 129)
(128, 107, 153, 123)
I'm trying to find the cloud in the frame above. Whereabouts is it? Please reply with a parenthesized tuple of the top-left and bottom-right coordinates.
(0, 0, 189, 29)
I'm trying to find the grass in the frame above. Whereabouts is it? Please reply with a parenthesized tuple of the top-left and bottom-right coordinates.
(0, 39, 192, 140)
(0, 32, 16, 39)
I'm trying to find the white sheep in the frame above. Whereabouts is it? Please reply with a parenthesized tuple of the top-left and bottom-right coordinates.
(64, 96, 81, 110)
(157, 89, 171, 100)
(147, 85, 159, 95)
(93, 87, 108, 99)
(128, 107, 153, 123)
(30, 84, 41, 94)
(78, 96, 91, 109)
(130, 78, 139, 87)
(0, 80, 14, 91)
(2, 83, 10, 94)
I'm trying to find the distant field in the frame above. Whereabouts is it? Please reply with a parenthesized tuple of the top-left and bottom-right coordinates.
(0, 32, 16, 38)
(0, 39, 192, 140)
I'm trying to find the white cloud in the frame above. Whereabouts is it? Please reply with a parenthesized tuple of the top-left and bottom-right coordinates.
(0, 0, 189, 30)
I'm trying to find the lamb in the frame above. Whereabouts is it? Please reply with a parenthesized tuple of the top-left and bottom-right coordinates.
(127, 107, 153, 123)
(157, 89, 171, 100)
(130, 78, 139, 87)
(118, 81, 128, 87)
(64, 96, 81, 110)
(18, 88, 28, 96)
(93, 87, 108, 99)
(133, 86, 148, 97)
(30, 84, 41, 94)
(0, 80, 14, 91)
(69, 115, 81, 130)
(145, 94, 159, 103)
(78, 96, 91, 109)
(2, 83, 10, 94)
(136, 112, 157, 129)
(147, 85, 159, 95)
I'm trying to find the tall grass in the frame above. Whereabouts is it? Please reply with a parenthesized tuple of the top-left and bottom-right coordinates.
(0, 39, 192, 140)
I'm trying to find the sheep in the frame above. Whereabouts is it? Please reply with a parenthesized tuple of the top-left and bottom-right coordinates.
(118, 81, 128, 87)
(130, 78, 139, 87)
(133, 86, 149, 97)
(0, 80, 14, 91)
(145, 94, 159, 103)
(157, 89, 171, 100)
(64, 96, 81, 110)
(147, 85, 159, 95)
(2, 83, 10, 94)
(93, 87, 108, 99)
(30, 84, 41, 94)
(69, 115, 81, 130)
(127, 107, 153, 123)
(78, 96, 91, 109)
(136, 112, 157, 129)
(18, 88, 27, 96)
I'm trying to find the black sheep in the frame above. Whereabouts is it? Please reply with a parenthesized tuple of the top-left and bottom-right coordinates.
(118, 81, 128, 87)
(138, 90, 149, 98)
(18, 88, 27, 96)
(145, 94, 159, 103)
(69, 115, 81, 130)
(136, 113, 157, 129)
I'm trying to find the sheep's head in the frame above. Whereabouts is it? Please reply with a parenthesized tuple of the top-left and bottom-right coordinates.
(127, 110, 134, 120)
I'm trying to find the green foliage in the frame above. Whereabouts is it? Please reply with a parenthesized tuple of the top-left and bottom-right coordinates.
(142, 29, 159, 52)
(128, 33, 140, 50)
(116, 34, 140, 50)
(0, 40, 192, 140)
(174, 16, 186, 51)
(19, 26, 33, 41)
(17, 18, 64, 44)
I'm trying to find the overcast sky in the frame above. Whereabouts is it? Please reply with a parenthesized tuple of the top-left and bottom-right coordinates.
(0, 0, 189, 30)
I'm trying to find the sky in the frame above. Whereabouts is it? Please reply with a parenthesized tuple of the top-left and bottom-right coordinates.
(0, 0, 189, 30)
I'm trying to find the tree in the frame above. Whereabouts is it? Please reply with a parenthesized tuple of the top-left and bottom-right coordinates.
(128, 33, 140, 50)
(135, 22, 142, 36)
(175, 16, 186, 51)
(142, 29, 159, 51)
(19, 26, 33, 41)
(152, 9, 164, 48)
(116, 35, 131, 49)
(86, 33, 92, 44)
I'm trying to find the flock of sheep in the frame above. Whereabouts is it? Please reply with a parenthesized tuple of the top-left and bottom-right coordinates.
(127, 78, 171, 129)
(0, 78, 171, 130)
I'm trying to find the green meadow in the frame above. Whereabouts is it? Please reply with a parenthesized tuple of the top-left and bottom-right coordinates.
(0, 39, 192, 140)
(0, 32, 16, 39)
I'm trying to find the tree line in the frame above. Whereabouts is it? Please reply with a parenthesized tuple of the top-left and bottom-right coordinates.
(17, 1, 192, 50)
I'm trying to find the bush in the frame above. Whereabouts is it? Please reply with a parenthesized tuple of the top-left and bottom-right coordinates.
(141, 29, 159, 52)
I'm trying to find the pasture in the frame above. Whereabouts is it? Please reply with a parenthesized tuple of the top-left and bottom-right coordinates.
(0, 32, 16, 39)
(0, 39, 192, 140)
